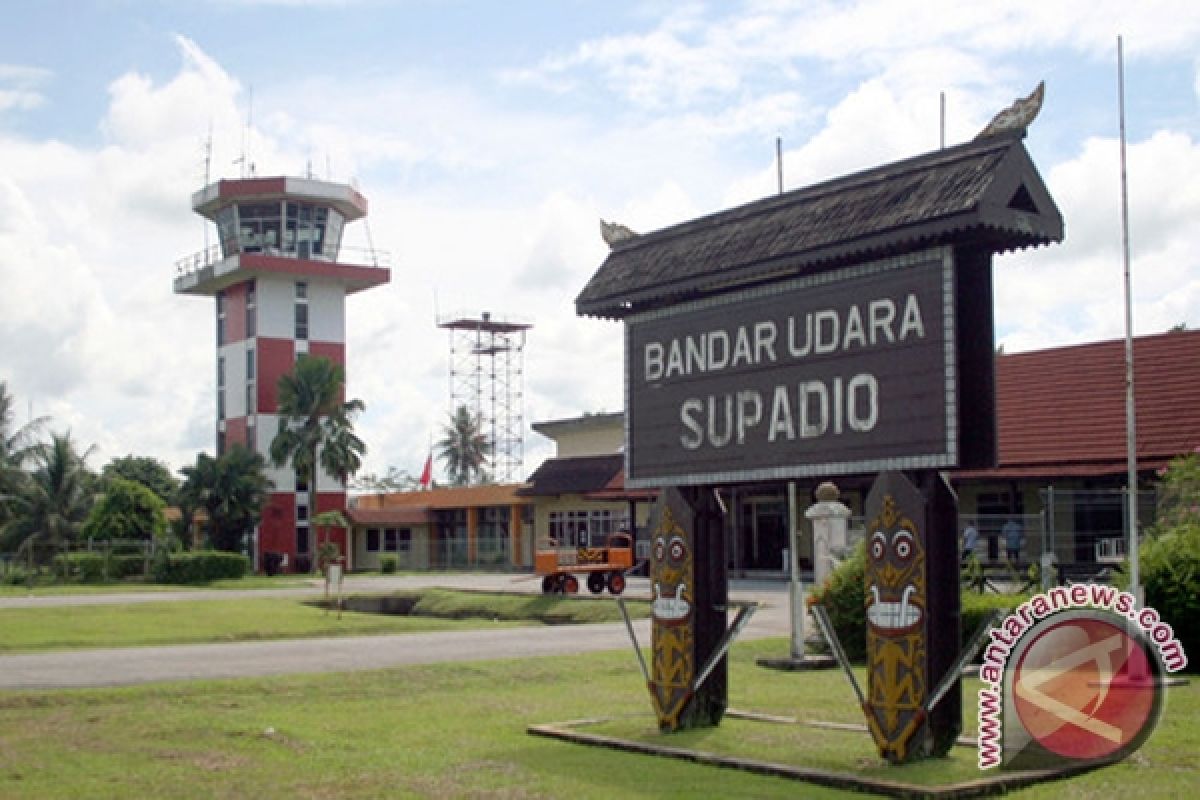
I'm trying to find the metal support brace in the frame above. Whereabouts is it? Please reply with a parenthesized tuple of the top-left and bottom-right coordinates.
(616, 597, 650, 683)
(811, 603, 866, 706)
(616, 599, 759, 695)
(923, 610, 1003, 715)
(693, 602, 758, 692)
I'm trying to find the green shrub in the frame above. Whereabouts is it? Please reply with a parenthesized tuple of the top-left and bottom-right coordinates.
(1115, 455, 1200, 672)
(961, 592, 1026, 639)
(808, 541, 867, 661)
(3, 567, 31, 586)
(53, 553, 106, 583)
(1129, 522, 1200, 672)
(109, 553, 147, 579)
(81, 477, 168, 543)
(153, 551, 249, 584)
(809, 540, 1025, 663)
(380, 555, 398, 574)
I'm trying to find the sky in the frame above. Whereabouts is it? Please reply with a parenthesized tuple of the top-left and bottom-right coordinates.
(1, 0, 1198, 484)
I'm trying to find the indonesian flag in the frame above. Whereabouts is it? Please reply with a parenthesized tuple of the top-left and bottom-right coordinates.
(418, 453, 433, 490)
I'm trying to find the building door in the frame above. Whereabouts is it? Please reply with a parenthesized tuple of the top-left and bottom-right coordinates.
(738, 496, 787, 572)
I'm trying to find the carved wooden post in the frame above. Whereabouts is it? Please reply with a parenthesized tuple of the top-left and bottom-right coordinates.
(863, 470, 961, 762)
(647, 486, 728, 731)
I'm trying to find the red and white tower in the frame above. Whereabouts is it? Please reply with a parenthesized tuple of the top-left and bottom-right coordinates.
(175, 177, 389, 570)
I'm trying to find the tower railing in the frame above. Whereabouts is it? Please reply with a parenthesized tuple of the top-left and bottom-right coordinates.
(174, 244, 392, 279)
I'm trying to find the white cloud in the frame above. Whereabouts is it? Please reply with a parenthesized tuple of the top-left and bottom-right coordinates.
(995, 129, 1200, 350)
(0, 64, 50, 114)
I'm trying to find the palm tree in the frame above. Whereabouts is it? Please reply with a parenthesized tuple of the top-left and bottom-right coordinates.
(269, 356, 365, 562)
(0, 382, 47, 529)
(180, 446, 271, 552)
(437, 405, 490, 486)
(1, 432, 96, 565)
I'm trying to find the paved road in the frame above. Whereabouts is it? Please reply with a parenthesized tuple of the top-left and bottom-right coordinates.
(0, 575, 796, 690)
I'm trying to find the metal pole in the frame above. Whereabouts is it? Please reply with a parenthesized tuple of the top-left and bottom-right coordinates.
(1117, 35, 1141, 601)
(788, 481, 805, 660)
(776, 136, 783, 195)
(939, 91, 946, 149)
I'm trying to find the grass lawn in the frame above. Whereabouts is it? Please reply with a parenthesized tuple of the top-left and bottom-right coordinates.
(0, 590, 648, 653)
(0, 574, 316, 596)
(0, 596, 516, 653)
(0, 638, 1195, 799)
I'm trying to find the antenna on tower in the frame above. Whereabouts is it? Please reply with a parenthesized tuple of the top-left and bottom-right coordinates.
(235, 86, 253, 178)
(203, 121, 213, 253)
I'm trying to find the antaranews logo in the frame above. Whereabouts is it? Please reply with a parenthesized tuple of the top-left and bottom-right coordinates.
(976, 583, 1187, 770)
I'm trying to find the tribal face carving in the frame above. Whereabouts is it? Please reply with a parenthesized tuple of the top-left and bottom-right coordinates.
(650, 505, 695, 730)
(865, 493, 928, 763)
(866, 501, 926, 636)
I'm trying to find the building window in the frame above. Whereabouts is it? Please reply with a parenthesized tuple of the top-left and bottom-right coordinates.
(549, 509, 628, 548)
(216, 356, 225, 421)
(297, 503, 308, 522)
(296, 525, 310, 556)
(381, 527, 415, 554)
(296, 475, 309, 494)
(245, 346, 256, 415)
(295, 281, 309, 341)
(366, 528, 380, 552)
(294, 304, 309, 340)
(285, 202, 328, 259)
(216, 291, 226, 346)
(245, 280, 256, 337)
(237, 202, 282, 253)
(215, 207, 238, 258)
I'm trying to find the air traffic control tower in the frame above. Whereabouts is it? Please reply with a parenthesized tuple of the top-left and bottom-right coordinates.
(175, 177, 389, 570)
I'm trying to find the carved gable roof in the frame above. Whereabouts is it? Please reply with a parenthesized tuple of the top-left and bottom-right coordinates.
(577, 131, 1062, 319)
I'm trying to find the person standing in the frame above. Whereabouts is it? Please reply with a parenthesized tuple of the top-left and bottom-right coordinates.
(1003, 518, 1023, 564)
(961, 523, 979, 565)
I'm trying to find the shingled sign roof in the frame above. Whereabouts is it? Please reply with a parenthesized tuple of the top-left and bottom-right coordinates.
(577, 130, 1063, 318)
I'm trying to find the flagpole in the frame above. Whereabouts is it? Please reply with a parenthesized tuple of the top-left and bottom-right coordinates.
(1117, 34, 1140, 602)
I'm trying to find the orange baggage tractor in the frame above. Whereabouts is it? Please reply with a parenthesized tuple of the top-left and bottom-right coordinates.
(534, 531, 634, 595)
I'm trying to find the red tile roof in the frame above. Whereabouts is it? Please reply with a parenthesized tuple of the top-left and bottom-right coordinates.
(957, 330, 1199, 479)
(347, 508, 433, 526)
(353, 483, 531, 511)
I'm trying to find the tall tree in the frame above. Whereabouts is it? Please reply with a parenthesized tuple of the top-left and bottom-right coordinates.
(81, 477, 169, 543)
(437, 405, 490, 486)
(0, 382, 46, 529)
(269, 355, 365, 559)
(0, 432, 96, 561)
(99, 455, 178, 504)
(179, 446, 271, 552)
(351, 466, 420, 493)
